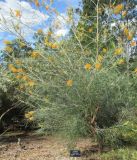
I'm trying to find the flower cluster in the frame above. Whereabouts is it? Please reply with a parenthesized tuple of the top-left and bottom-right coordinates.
(95, 63, 102, 70)
(114, 48, 123, 55)
(123, 27, 133, 41)
(8, 64, 24, 73)
(37, 29, 43, 34)
(34, 0, 39, 7)
(117, 58, 125, 65)
(3, 40, 12, 45)
(8, 62, 35, 90)
(25, 111, 35, 121)
(130, 41, 136, 47)
(95, 55, 104, 70)
(31, 51, 40, 58)
(66, 80, 73, 87)
(134, 68, 137, 74)
(102, 48, 107, 54)
(113, 4, 124, 15)
(45, 38, 58, 49)
(5, 46, 13, 53)
(15, 10, 21, 17)
(85, 63, 92, 71)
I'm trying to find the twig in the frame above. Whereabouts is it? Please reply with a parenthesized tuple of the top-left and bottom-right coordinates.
(0, 128, 10, 137)
(0, 106, 17, 121)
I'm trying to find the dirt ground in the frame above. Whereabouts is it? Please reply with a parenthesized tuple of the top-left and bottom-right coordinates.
(0, 132, 100, 160)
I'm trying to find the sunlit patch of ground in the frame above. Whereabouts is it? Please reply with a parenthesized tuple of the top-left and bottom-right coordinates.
(0, 133, 100, 160)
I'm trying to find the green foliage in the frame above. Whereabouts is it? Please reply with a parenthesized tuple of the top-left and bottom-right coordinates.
(8, 38, 137, 142)
(1, 1, 137, 153)
(82, 0, 136, 17)
(3, 39, 32, 59)
(100, 148, 137, 160)
(97, 108, 137, 148)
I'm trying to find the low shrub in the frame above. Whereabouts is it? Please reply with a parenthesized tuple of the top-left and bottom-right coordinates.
(100, 148, 137, 160)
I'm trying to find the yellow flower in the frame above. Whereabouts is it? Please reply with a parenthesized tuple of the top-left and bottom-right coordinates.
(114, 4, 124, 15)
(95, 63, 102, 70)
(37, 29, 43, 34)
(5, 46, 13, 53)
(8, 64, 18, 73)
(25, 111, 35, 121)
(84, 63, 92, 71)
(48, 31, 52, 36)
(31, 51, 39, 58)
(97, 55, 103, 62)
(98, 7, 103, 14)
(123, 27, 129, 36)
(127, 33, 133, 41)
(102, 48, 107, 53)
(134, 68, 137, 73)
(117, 59, 125, 65)
(52, 43, 58, 49)
(130, 41, 136, 47)
(3, 40, 11, 45)
(15, 10, 21, 17)
(45, 5, 49, 10)
(88, 28, 93, 33)
(123, 27, 133, 40)
(114, 48, 123, 55)
(8, 64, 14, 69)
(28, 80, 35, 87)
(17, 68, 24, 73)
(122, 11, 127, 17)
(47, 42, 53, 48)
(11, 67, 18, 73)
(16, 75, 22, 79)
(25, 113, 30, 119)
(28, 111, 35, 116)
(34, 0, 39, 7)
(44, 38, 49, 44)
(110, 4, 114, 9)
(19, 42, 26, 47)
(28, 90, 32, 95)
(22, 75, 29, 81)
(46, 42, 52, 47)
(29, 117, 34, 121)
(67, 80, 73, 87)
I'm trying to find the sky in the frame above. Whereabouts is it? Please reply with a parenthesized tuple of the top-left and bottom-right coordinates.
(0, 0, 80, 49)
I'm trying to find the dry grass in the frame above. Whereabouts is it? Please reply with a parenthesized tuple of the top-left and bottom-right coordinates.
(0, 133, 99, 160)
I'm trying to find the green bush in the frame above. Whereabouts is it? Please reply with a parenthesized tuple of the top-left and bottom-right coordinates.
(7, 41, 137, 142)
(2, 2, 137, 147)
(100, 148, 137, 160)
(97, 108, 137, 148)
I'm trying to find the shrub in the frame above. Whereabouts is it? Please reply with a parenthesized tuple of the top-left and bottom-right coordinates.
(1, 1, 137, 148)
(100, 148, 137, 160)
(98, 108, 137, 148)
(6, 39, 137, 143)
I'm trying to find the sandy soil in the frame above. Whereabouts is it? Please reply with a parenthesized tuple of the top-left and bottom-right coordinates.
(0, 133, 99, 160)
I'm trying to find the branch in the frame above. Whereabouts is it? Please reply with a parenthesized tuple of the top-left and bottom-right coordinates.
(0, 105, 17, 122)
